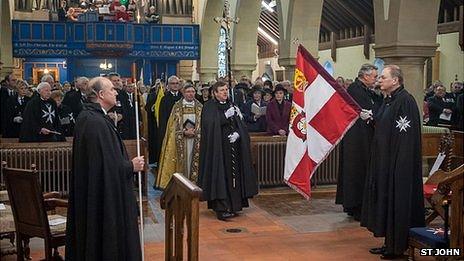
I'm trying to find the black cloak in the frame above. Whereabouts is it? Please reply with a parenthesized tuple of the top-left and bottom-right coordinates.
(361, 86, 425, 255)
(144, 88, 159, 164)
(65, 103, 141, 261)
(156, 91, 182, 162)
(3, 95, 30, 138)
(19, 96, 65, 142)
(63, 89, 87, 118)
(335, 79, 382, 217)
(120, 91, 137, 140)
(198, 99, 258, 211)
(57, 103, 75, 137)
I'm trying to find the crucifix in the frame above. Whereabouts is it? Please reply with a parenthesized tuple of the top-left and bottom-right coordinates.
(214, 0, 239, 103)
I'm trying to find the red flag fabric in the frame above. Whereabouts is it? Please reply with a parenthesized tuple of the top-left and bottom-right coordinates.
(284, 45, 361, 198)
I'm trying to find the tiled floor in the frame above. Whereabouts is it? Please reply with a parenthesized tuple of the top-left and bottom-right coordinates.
(2, 173, 435, 261)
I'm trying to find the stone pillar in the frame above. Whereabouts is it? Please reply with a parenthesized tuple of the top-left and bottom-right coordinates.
(0, 0, 14, 78)
(277, 0, 323, 81)
(229, 0, 261, 81)
(373, 0, 440, 115)
(198, 0, 222, 82)
(231, 64, 257, 80)
(199, 67, 217, 83)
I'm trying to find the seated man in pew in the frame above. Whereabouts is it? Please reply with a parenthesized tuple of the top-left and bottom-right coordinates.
(19, 82, 65, 142)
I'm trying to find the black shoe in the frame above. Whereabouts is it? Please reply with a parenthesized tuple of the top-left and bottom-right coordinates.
(380, 253, 405, 260)
(216, 212, 234, 221)
(369, 246, 386, 255)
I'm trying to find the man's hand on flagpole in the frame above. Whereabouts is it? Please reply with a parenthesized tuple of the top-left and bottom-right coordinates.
(132, 156, 145, 172)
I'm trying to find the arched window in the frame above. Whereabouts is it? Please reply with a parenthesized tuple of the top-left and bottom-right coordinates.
(217, 27, 227, 78)
(374, 58, 385, 74)
(323, 61, 334, 76)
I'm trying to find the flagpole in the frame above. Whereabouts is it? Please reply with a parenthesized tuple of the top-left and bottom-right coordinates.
(214, 0, 239, 99)
(135, 66, 145, 261)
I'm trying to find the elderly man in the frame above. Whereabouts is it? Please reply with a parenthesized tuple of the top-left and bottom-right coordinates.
(63, 76, 89, 118)
(157, 83, 203, 188)
(19, 82, 64, 142)
(426, 84, 455, 126)
(66, 77, 144, 261)
(361, 65, 424, 259)
(156, 75, 183, 163)
(198, 81, 258, 221)
(41, 74, 55, 86)
(336, 64, 382, 221)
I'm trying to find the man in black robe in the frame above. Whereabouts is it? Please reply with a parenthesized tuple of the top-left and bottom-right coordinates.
(66, 76, 145, 261)
(3, 80, 30, 138)
(1, 73, 17, 135)
(336, 64, 382, 221)
(145, 81, 161, 164)
(361, 65, 424, 259)
(156, 75, 182, 163)
(107, 72, 126, 137)
(198, 81, 258, 221)
(19, 82, 65, 142)
(62, 76, 89, 118)
(120, 83, 137, 139)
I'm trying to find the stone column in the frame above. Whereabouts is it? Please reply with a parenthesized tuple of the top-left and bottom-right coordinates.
(0, 0, 14, 78)
(277, 0, 323, 81)
(198, 0, 222, 82)
(229, 0, 261, 81)
(199, 67, 217, 83)
(231, 64, 257, 80)
(373, 0, 440, 115)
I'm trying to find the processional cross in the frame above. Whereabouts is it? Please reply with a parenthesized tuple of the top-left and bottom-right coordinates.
(214, 0, 239, 102)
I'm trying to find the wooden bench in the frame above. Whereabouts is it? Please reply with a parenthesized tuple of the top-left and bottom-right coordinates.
(0, 138, 148, 196)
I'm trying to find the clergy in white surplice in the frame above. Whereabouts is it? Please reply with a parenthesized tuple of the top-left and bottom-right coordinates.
(156, 84, 202, 188)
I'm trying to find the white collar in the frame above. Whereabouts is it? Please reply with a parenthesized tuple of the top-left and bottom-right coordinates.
(101, 107, 108, 115)
(219, 101, 226, 104)
(170, 91, 179, 96)
(182, 99, 194, 106)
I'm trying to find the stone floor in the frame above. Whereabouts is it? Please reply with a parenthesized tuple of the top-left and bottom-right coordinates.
(2, 172, 435, 261)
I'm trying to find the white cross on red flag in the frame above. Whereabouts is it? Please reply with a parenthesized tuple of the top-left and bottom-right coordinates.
(284, 45, 361, 198)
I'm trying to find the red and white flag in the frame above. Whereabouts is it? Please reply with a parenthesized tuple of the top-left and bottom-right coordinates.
(284, 45, 361, 198)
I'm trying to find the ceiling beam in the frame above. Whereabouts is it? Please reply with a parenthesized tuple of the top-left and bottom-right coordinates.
(335, 0, 372, 26)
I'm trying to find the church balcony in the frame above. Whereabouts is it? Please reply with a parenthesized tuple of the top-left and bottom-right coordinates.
(12, 20, 200, 60)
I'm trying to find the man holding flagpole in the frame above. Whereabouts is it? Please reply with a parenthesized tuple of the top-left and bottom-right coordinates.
(66, 77, 144, 261)
(284, 45, 361, 198)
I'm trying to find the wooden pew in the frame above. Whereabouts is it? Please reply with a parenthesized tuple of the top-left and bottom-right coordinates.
(0, 138, 148, 196)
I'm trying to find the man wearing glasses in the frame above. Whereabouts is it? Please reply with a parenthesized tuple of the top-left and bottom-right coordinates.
(156, 75, 183, 166)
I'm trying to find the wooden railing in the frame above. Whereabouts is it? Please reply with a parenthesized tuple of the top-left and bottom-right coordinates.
(160, 173, 202, 261)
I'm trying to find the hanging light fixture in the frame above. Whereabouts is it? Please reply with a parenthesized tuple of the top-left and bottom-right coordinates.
(99, 59, 113, 70)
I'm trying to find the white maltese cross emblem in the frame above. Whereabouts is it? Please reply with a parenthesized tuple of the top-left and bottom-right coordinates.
(42, 104, 55, 124)
(396, 116, 411, 132)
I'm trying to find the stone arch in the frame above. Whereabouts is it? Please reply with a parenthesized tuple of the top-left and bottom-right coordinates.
(199, 0, 224, 82)
(276, 0, 324, 80)
(0, 0, 14, 76)
(229, 0, 262, 79)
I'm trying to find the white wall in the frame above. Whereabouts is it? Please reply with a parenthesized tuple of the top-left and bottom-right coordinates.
(436, 32, 464, 88)
(318, 44, 376, 80)
(254, 33, 463, 87)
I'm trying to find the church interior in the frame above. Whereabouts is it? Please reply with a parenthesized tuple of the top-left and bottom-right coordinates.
(0, 0, 463, 260)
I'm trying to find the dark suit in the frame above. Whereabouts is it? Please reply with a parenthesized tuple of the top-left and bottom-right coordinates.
(427, 95, 455, 126)
(63, 90, 87, 118)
